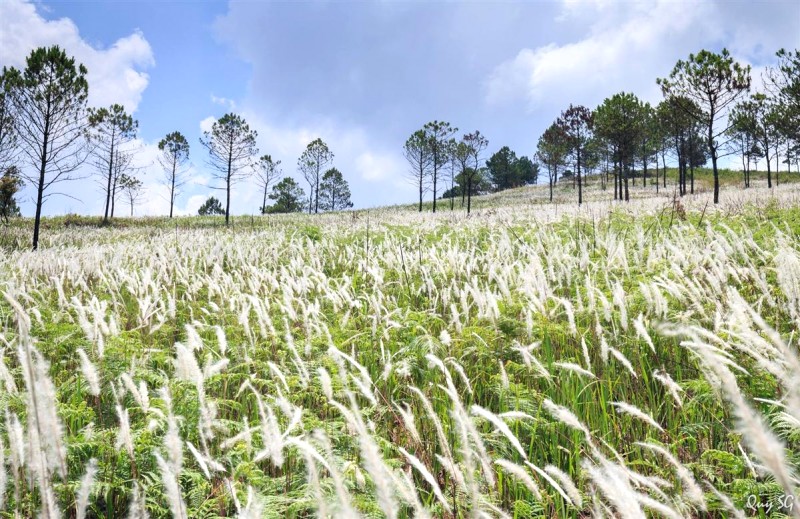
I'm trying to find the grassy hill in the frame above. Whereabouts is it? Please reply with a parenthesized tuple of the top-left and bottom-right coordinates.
(0, 171, 799, 517)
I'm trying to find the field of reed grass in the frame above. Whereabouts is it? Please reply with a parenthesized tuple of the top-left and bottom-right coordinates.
(1, 183, 799, 518)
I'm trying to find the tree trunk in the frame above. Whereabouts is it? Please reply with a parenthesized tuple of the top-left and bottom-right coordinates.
(418, 172, 423, 212)
(170, 159, 176, 218)
(262, 183, 268, 214)
(314, 165, 320, 214)
(643, 155, 648, 188)
(577, 149, 582, 206)
(103, 140, 115, 223)
(432, 163, 438, 213)
(467, 174, 473, 214)
(225, 150, 232, 226)
(655, 156, 659, 194)
(624, 162, 630, 202)
(689, 134, 695, 194)
(711, 149, 720, 205)
(33, 130, 49, 251)
(111, 173, 118, 218)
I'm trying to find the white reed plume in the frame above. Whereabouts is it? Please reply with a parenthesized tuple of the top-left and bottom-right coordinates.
(395, 402, 421, 444)
(581, 336, 592, 369)
(314, 430, 358, 517)
(76, 458, 98, 519)
(715, 360, 798, 504)
(611, 402, 663, 432)
(341, 391, 399, 518)
(126, 482, 149, 519)
(155, 451, 187, 519)
(634, 442, 705, 510)
(6, 411, 24, 476)
(600, 334, 610, 364)
(446, 357, 473, 394)
(526, 462, 574, 506)
(77, 348, 100, 396)
(238, 487, 267, 519)
(303, 448, 329, 518)
(498, 359, 510, 389)
(184, 323, 204, 351)
(471, 405, 528, 460)
(556, 297, 578, 337)
(398, 446, 451, 512)
(318, 367, 334, 400)
(553, 361, 595, 379)
(494, 459, 542, 500)
(187, 441, 224, 479)
(267, 361, 291, 394)
(115, 404, 135, 460)
(704, 482, 746, 519)
(283, 319, 310, 385)
(609, 347, 637, 378)
(512, 342, 551, 379)
(544, 464, 583, 508)
(17, 342, 68, 481)
(120, 373, 150, 414)
(542, 399, 591, 441)
(583, 458, 645, 519)
(633, 314, 655, 353)
(652, 369, 684, 407)
(499, 411, 536, 421)
(612, 281, 628, 331)
(159, 387, 183, 475)
(173, 342, 203, 388)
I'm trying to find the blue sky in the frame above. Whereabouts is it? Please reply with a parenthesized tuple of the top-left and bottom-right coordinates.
(1, 0, 799, 216)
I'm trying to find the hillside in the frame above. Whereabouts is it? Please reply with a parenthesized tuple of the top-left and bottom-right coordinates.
(0, 179, 799, 517)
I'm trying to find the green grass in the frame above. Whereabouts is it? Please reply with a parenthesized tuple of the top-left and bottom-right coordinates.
(0, 183, 798, 517)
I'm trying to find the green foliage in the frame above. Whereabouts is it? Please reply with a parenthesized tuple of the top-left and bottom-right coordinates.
(200, 113, 258, 224)
(265, 177, 306, 213)
(298, 138, 334, 214)
(657, 48, 751, 203)
(4, 45, 90, 249)
(0, 165, 23, 222)
(197, 196, 225, 216)
(319, 167, 353, 211)
(158, 131, 191, 218)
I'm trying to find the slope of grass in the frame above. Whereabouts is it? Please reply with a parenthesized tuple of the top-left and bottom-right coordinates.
(0, 183, 798, 518)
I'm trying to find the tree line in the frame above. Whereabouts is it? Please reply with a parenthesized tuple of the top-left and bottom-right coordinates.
(403, 48, 798, 212)
(534, 48, 799, 207)
(0, 46, 354, 249)
(403, 123, 538, 214)
(1, 45, 798, 248)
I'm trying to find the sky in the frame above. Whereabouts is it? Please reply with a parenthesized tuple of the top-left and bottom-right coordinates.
(1, 0, 799, 216)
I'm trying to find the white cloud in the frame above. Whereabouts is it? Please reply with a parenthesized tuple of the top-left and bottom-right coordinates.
(355, 151, 403, 182)
(0, 0, 154, 113)
(485, 0, 797, 113)
(199, 116, 216, 134)
(210, 95, 237, 111)
(486, 0, 715, 110)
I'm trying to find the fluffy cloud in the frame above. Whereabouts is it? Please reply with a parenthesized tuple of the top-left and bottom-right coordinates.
(0, 0, 154, 113)
(485, 0, 798, 112)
